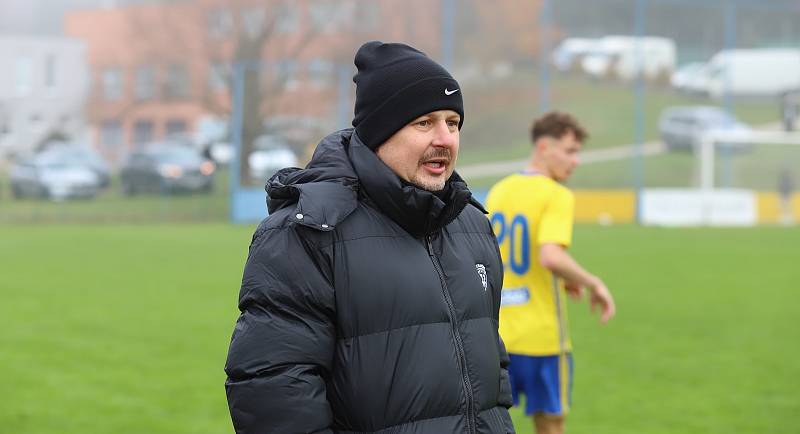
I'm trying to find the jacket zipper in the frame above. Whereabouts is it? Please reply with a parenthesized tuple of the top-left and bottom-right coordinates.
(426, 235, 477, 434)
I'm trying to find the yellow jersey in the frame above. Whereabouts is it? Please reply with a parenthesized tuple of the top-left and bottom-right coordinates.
(485, 172, 574, 356)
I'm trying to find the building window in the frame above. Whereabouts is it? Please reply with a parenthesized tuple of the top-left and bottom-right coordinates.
(101, 120, 123, 147)
(241, 7, 266, 39)
(307, 59, 333, 88)
(165, 119, 187, 136)
(135, 66, 157, 101)
(164, 64, 190, 99)
(15, 56, 33, 97)
(28, 113, 46, 133)
(208, 7, 233, 39)
(101, 67, 124, 101)
(133, 119, 154, 146)
(274, 60, 299, 90)
(0, 112, 9, 135)
(208, 62, 229, 91)
(309, 0, 353, 33)
(355, 2, 381, 33)
(44, 54, 57, 90)
(276, 1, 299, 34)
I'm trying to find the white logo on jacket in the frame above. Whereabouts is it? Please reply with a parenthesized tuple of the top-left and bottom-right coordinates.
(475, 264, 487, 291)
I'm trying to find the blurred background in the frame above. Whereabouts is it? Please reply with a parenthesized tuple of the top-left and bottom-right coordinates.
(1, 1, 798, 433)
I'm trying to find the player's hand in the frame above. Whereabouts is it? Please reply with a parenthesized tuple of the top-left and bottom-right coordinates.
(589, 281, 615, 324)
(565, 281, 584, 301)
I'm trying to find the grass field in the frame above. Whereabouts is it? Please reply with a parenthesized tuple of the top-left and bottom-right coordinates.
(0, 169, 231, 224)
(2, 224, 798, 434)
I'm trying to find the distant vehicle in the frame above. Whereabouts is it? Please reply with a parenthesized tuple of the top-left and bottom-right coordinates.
(247, 135, 298, 184)
(552, 38, 601, 72)
(120, 144, 215, 195)
(659, 106, 752, 151)
(39, 144, 111, 187)
(9, 154, 101, 200)
(670, 62, 711, 96)
(781, 89, 800, 131)
(205, 141, 233, 166)
(581, 36, 676, 82)
(161, 133, 201, 149)
(706, 49, 800, 98)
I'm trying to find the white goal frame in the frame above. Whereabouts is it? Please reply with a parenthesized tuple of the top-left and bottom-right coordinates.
(641, 130, 800, 226)
(700, 130, 800, 192)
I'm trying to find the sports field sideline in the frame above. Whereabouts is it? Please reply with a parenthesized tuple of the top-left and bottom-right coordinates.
(1, 224, 798, 434)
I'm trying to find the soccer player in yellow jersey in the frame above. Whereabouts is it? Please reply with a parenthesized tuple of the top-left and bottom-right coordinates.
(486, 112, 616, 434)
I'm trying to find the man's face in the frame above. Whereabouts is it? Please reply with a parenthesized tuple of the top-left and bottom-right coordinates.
(539, 131, 582, 182)
(375, 110, 460, 191)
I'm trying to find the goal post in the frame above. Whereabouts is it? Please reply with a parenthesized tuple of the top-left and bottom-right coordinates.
(642, 129, 800, 226)
(691, 129, 800, 225)
(700, 129, 800, 192)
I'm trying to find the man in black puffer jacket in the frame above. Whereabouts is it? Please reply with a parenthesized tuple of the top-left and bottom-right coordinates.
(225, 41, 515, 434)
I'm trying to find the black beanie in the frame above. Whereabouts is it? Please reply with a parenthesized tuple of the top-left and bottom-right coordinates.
(352, 41, 464, 150)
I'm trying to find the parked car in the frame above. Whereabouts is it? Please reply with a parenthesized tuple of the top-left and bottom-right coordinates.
(9, 154, 101, 200)
(781, 89, 800, 131)
(247, 134, 298, 184)
(120, 144, 215, 195)
(39, 144, 111, 187)
(670, 62, 710, 96)
(659, 106, 752, 151)
(206, 141, 234, 166)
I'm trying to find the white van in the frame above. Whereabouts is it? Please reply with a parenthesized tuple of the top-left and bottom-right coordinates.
(581, 36, 676, 82)
(551, 38, 601, 72)
(671, 62, 711, 95)
(706, 49, 800, 98)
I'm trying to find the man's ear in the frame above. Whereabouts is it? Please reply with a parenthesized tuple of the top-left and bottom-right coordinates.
(534, 137, 549, 153)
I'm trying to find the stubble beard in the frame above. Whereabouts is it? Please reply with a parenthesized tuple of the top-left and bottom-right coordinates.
(410, 174, 447, 192)
(411, 148, 454, 191)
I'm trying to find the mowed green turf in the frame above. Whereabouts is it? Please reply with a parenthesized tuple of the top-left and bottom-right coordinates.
(1, 224, 798, 433)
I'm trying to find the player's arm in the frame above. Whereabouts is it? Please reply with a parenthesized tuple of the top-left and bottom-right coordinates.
(538, 187, 615, 323)
(540, 243, 615, 323)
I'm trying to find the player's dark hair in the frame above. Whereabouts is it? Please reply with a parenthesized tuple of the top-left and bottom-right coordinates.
(531, 111, 588, 144)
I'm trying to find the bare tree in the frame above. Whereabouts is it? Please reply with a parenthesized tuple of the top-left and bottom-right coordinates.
(460, 0, 544, 67)
(123, 0, 327, 184)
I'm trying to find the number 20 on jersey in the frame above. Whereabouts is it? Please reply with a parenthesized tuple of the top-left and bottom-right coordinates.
(490, 212, 530, 276)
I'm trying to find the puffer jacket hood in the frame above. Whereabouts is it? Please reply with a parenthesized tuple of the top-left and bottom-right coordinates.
(265, 129, 360, 231)
(266, 128, 485, 236)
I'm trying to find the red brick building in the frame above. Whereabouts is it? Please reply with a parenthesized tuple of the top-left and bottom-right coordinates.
(65, 0, 442, 163)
